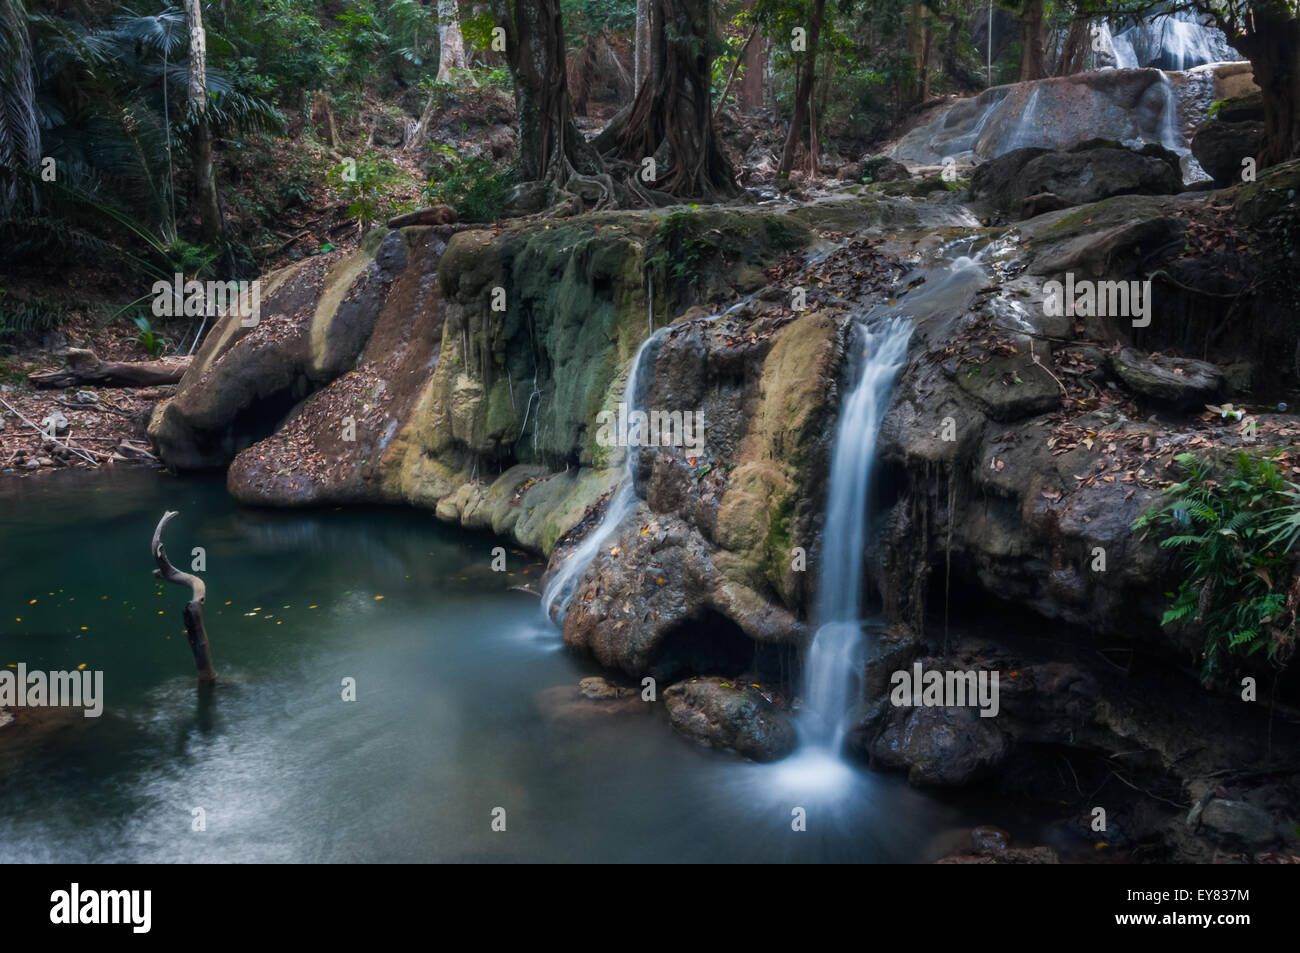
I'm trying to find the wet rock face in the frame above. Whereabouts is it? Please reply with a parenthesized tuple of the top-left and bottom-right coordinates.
(970, 144, 1182, 220)
(891, 63, 1256, 169)
(871, 704, 1009, 787)
(663, 676, 796, 762)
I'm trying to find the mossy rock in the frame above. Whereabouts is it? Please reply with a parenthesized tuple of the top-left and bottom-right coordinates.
(1228, 158, 1300, 227)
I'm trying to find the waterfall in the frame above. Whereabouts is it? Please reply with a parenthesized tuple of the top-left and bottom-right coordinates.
(1103, 11, 1235, 71)
(799, 317, 913, 751)
(1111, 29, 1139, 70)
(540, 327, 668, 624)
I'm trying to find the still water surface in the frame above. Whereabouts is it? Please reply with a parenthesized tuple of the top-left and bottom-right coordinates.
(1, 468, 1030, 862)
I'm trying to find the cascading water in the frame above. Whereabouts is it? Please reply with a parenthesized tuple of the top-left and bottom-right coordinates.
(540, 327, 668, 623)
(799, 317, 913, 751)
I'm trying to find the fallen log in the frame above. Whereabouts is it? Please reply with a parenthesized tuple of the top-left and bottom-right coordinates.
(151, 510, 217, 684)
(29, 349, 191, 388)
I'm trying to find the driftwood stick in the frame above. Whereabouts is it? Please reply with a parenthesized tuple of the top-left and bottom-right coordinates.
(29, 349, 190, 388)
(0, 396, 99, 465)
(151, 510, 216, 683)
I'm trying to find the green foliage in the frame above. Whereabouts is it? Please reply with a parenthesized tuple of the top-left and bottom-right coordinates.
(423, 146, 515, 223)
(647, 209, 714, 288)
(130, 314, 169, 358)
(0, 289, 65, 341)
(328, 152, 405, 230)
(1133, 451, 1298, 678)
(562, 0, 636, 38)
(163, 240, 219, 280)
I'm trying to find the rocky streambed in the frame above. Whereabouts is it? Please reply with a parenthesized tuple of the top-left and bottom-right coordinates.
(147, 141, 1300, 861)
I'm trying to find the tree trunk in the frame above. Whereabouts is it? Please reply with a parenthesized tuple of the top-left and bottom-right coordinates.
(493, 0, 607, 200)
(0, 0, 41, 214)
(739, 38, 764, 114)
(436, 0, 468, 82)
(1018, 0, 1047, 82)
(714, 25, 758, 120)
(738, 0, 763, 114)
(605, 0, 738, 200)
(1233, 12, 1300, 165)
(152, 510, 216, 684)
(939, 14, 983, 90)
(777, 0, 826, 178)
(183, 0, 223, 245)
(634, 0, 651, 94)
(1055, 16, 1089, 77)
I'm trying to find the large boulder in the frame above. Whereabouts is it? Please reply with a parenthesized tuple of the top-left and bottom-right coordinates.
(860, 155, 911, 182)
(892, 63, 1257, 167)
(970, 144, 1182, 219)
(1193, 121, 1266, 187)
(871, 704, 1009, 786)
(663, 676, 796, 762)
(1111, 347, 1225, 409)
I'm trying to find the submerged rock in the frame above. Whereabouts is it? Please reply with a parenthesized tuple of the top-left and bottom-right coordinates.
(663, 676, 796, 762)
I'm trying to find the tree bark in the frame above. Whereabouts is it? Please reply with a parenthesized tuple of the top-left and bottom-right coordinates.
(151, 510, 216, 684)
(493, 0, 607, 199)
(908, 2, 932, 101)
(738, 0, 763, 113)
(1018, 0, 1047, 82)
(714, 25, 758, 120)
(603, 0, 738, 200)
(778, 0, 827, 178)
(1055, 15, 1090, 77)
(1232, 10, 1300, 165)
(634, 0, 651, 94)
(29, 349, 191, 388)
(183, 0, 223, 245)
(435, 0, 468, 83)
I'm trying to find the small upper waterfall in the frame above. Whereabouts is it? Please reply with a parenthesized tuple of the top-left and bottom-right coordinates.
(800, 317, 913, 750)
(1090, 12, 1234, 71)
(541, 327, 668, 623)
